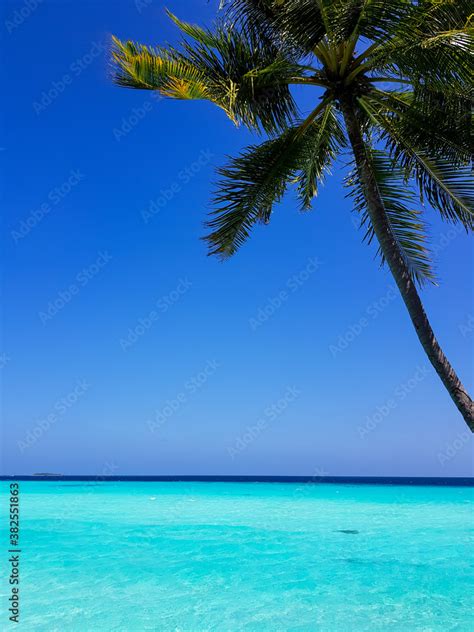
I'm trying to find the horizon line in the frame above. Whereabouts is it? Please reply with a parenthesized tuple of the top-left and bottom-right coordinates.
(1, 475, 473, 486)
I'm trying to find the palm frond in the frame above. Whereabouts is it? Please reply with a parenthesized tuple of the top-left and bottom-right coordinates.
(165, 10, 219, 48)
(223, 0, 412, 50)
(206, 102, 344, 257)
(296, 102, 346, 209)
(362, 0, 474, 91)
(111, 37, 209, 97)
(365, 88, 472, 164)
(346, 149, 435, 286)
(221, 0, 327, 54)
(333, 0, 412, 43)
(112, 16, 305, 133)
(397, 151, 474, 228)
(359, 94, 474, 228)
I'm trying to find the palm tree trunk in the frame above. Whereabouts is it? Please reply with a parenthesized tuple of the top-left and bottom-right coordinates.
(341, 99, 474, 431)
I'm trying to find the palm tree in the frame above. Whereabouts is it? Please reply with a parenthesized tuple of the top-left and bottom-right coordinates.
(111, 0, 473, 430)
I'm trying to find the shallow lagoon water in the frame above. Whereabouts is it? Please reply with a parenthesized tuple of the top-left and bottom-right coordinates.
(1, 481, 473, 630)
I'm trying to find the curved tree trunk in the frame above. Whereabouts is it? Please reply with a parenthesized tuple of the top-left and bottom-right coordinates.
(341, 100, 474, 431)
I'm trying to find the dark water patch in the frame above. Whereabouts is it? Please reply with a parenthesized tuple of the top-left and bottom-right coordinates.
(336, 529, 359, 535)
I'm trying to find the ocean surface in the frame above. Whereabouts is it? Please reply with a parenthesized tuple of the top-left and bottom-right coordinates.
(1, 480, 473, 631)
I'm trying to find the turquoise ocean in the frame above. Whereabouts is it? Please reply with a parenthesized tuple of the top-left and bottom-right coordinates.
(1, 480, 473, 631)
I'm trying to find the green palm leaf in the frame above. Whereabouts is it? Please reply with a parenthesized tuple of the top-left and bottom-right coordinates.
(347, 149, 435, 286)
(296, 102, 345, 209)
(360, 0, 474, 91)
(112, 18, 304, 134)
(359, 94, 474, 227)
(222, 0, 327, 54)
(363, 88, 472, 164)
(206, 102, 344, 257)
(111, 37, 209, 98)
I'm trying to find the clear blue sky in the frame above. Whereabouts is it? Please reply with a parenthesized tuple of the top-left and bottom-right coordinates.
(1, 0, 473, 476)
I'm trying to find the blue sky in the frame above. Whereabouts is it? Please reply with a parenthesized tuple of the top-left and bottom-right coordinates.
(1, 0, 473, 476)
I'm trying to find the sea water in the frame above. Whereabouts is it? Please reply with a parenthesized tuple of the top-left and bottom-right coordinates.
(0, 481, 472, 630)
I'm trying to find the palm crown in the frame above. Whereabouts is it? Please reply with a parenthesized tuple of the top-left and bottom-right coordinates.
(111, 0, 474, 429)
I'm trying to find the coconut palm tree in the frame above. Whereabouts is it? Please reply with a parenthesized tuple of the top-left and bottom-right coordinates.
(111, 0, 473, 430)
